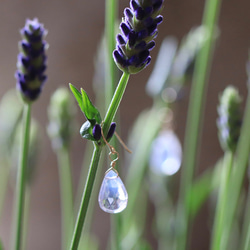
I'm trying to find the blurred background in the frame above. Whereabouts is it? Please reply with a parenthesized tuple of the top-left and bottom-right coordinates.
(0, 0, 250, 249)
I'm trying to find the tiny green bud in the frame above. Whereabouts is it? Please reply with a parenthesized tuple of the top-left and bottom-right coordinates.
(217, 86, 242, 152)
(80, 121, 96, 141)
(47, 87, 76, 150)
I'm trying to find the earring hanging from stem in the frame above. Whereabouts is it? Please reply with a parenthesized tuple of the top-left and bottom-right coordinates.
(98, 123, 129, 214)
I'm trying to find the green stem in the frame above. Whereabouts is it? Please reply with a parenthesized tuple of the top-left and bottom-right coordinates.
(13, 103, 31, 250)
(70, 145, 102, 250)
(240, 184, 250, 250)
(57, 146, 74, 250)
(211, 152, 233, 250)
(0, 164, 9, 222)
(78, 153, 105, 249)
(222, 90, 250, 250)
(243, 228, 250, 250)
(102, 72, 130, 136)
(74, 142, 94, 216)
(105, 1, 121, 248)
(21, 185, 31, 250)
(176, 0, 222, 248)
(105, 0, 117, 109)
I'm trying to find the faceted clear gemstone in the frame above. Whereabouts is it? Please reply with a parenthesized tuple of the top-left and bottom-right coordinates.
(98, 169, 128, 214)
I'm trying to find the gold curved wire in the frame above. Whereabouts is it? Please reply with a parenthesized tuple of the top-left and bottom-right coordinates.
(101, 124, 119, 169)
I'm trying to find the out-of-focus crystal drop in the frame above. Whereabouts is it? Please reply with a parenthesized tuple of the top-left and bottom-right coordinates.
(149, 130, 182, 176)
(98, 169, 128, 214)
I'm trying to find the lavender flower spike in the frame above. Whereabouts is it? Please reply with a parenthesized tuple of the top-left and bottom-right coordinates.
(16, 18, 48, 102)
(113, 0, 164, 74)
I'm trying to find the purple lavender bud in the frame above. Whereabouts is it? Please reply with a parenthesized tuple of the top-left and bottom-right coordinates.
(117, 34, 126, 45)
(152, 0, 163, 12)
(113, 50, 128, 69)
(155, 15, 163, 24)
(137, 29, 148, 40)
(147, 41, 155, 50)
(106, 122, 116, 141)
(124, 8, 133, 19)
(113, 0, 164, 74)
(135, 7, 145, 20)
(92, 124, 102, 141)
(128, 31, 137, 47)
(120, 23, 131, 37)
(16, 18, 48, 103)
(131, 0, 139, 10)
(135, 41, 147, 51)
(144, 6, 153, 15)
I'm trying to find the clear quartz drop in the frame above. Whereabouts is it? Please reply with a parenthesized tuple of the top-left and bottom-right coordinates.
(98, 169, 128, 214)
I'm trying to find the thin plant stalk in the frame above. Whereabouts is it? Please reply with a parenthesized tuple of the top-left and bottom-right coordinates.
(105, 0, 117, 108)
(102, 72, 130, 136)
(21, 185, 31, 250)
(0, 164, 9, 221)
(57, 145, 74, 250)
(70, 72, 130, 249)
(75, 142, 94, 215)
(13, 103, 31, 250)
(105, 0, 120, 247)
(211, 152, 233, 250)
(78, 153, 105, 250)
(70, 145, 102, 250)
(176, 0, 222, 248)
(240, 184, 250, 250)
(222, 90, 250, 250)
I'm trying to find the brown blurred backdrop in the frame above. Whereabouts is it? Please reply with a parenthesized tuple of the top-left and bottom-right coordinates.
(0, 0, 250, 249)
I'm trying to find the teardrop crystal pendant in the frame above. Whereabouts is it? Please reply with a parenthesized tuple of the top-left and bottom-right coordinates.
(98, 169, 128, 214)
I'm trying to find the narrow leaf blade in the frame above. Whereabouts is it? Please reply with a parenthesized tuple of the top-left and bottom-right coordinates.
(81, 88, 102, 124)
(69, 83, 84, 113)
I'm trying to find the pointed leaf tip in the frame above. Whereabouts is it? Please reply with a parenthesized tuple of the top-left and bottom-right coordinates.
(80, 88, 102, 125)
(69, 83, 84, 113)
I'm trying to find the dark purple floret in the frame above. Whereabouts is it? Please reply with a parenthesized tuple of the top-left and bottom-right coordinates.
(128, 31, 137, 47)
(121, 23, 131, 37)
(135, 7, 145, 20)
(113, 50, 128, 67)
(16, 18, 48, 103)
(92, 124, 102, 141)
(131, 0, 139, 10)
(135, 41, 147, 51)
(155, 16, 163, 24)
(106, 122, 116, 141)
(147, 41, 155, 50)
(125, 8, 133, 18)
(117, 34, 126, 45)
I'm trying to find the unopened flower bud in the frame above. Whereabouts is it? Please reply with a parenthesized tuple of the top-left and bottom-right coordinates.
(47, 88, 76, 150)
(16, 18, 48, 102)
(217, 86, 242, 152)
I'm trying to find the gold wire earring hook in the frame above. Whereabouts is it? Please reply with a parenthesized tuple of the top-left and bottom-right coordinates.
(101, 122, 132, 170)
(101, 124, 119, 169)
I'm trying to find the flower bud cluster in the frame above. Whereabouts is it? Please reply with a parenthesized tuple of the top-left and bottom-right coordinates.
(217, 86, 242, 152)
(16, 18, 48, 102)
(113, 0, 164, 74)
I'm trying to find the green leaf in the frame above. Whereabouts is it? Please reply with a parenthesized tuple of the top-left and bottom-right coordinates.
(81, 88, 102, 125)
(69, 83, 84, 113)
(69, 84, 102, 125)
